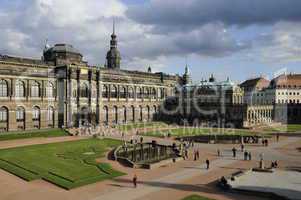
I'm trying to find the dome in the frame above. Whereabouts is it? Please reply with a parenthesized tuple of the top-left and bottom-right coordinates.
(47, 44, 82, 55)
(43, 43, 83, 64)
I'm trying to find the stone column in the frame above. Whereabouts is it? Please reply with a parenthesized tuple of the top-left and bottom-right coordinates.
(126, 85, 129, 102)
(108, 84, 111, 102)
(40, 107, 47, 129)
(134, 86, 137, 102)
(67, 68, 73, 128)
(8, 109, 16, 131)
(41, 80, 44, 101)
(117, 85, 120, 101)
(63, 79, 68, 127)
(26, 79, 30, 101)
(88, 69, 92, 124)
(76, 69, 81, 127)
(10, 78, 15, 100)
(25, 107, 33, 130)
(96, 70, 100, 125)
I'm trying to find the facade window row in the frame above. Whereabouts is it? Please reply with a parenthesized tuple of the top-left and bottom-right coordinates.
(101, 85, 166, 99)
(278, 92, 300, 96)
(278, 99, 300, 104)
(0, 79, 55, 98)
(0, 106, 55, 132)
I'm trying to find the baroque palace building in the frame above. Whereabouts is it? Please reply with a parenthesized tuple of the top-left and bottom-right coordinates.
(0, 28, 181, 132)
(161, 72, 245, 128)
(163, 70, 301, 128)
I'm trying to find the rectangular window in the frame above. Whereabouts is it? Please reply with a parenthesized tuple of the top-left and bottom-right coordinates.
(0, 111, 7, 122)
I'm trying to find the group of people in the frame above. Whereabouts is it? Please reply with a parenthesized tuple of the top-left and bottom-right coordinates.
(262, 139, 269, 146)
(228, 145, 252, 161)
(271, 160, 278, 168)
(243, 151, 252, 161)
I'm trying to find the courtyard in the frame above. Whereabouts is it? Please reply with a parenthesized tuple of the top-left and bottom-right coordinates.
(0, 128, 299, 200)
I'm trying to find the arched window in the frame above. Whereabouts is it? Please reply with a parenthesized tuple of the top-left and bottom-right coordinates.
(137, 87, 142, 98)
(46, 82, 54, 98)
(81, 83, 89, 98)
(160, 88, 165, 99)
(31, 81, 40, 97)
(15, 80, 25, 97)
(146, 105, 150, 121)
(139, 106, 143, 121)
(103, 106, 108, 124)
(0, 107, 8, 122)
(152, 88, 157, 99)
(73, 89, 77, 98)
(144, 88, 150, 98)
(32, 106, 40, 121)
(102, 85, 108, 98)
(128, 87, 134, 99)
(16, 107, 25, 122)
(120, 87, 127, 98)
(47, 107, 54, 122)
(131, 105, 135, 122)
(113, 106, 118, 124)
(158, 88, 162, 99)
(111, 85, 118, 98)
(153, 105, 157, 113)
(123, 106, 127, 123)
(0, 80, 8, 97)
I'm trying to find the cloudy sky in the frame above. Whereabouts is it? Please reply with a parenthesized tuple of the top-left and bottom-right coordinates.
(0, 0, 301, 83)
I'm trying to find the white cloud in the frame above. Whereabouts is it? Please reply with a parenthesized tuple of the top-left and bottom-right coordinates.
(257, 22, 301, 62)
(0, 0, 300, 72)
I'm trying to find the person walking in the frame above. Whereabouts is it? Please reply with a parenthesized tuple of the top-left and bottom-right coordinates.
(276, 133, 280, 142)
(185, 149, 189, 159)
(196, 150, 200, 160)
(241, 144, 244, 152)
(133, 174, 137, 188)
(248, 152, 252, 161)
(244, 151, 248, 160)
(217, 149, 221, 157)
(206, 159, 210, 170)
(232, 147, 237, 158)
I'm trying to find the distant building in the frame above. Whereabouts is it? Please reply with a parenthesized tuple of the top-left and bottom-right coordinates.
(240, 77, 274, 127)
(162, 75, 245, 128)
(162, 73, 301, 128)
(240, 74, 301, 127)
(0, 26, 181, 132)
(271, 74, 301, 124)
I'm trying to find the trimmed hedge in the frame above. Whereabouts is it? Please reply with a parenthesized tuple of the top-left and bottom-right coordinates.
(0, 159, 40, 181)
(182, 195, 215, 200)
(0, 129, 69, 141)
(0, 138, 125, 189)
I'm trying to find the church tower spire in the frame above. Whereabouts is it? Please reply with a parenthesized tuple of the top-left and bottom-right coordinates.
(106, 18, 121, 69)
(183, 61, 192, 85)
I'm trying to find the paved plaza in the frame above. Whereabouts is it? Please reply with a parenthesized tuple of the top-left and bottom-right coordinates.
(230, 170, 301, 200)
(0, 134, 300, 200)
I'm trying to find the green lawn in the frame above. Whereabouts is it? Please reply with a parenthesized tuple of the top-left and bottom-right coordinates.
(0, 138, 125, 189)
(262, 124, 301, 133)
(143, 127, 258, 137)
(117, 122, 169, 132)
(0, 129, 69, 141)
(182, 195, 215, 200)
